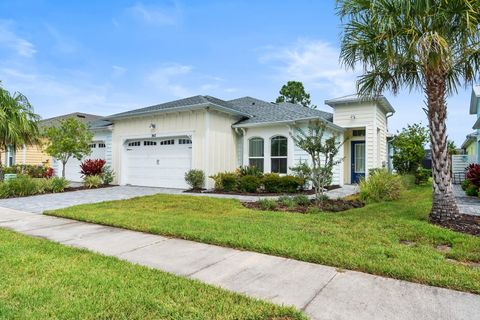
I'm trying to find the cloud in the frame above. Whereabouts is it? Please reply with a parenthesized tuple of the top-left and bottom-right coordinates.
(112, 65, 127, 77)
(0, 21, 36, 58)
(45, 24, 77, 54)
(260, 39, 357, 97)
(127, 2, 182, 26)
(146, 63, 193, 97)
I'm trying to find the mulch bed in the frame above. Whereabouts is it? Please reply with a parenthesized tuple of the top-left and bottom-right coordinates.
(184, 185, 341, 197)
(435, 214, 480, 236)
(243, 198, 364, 213)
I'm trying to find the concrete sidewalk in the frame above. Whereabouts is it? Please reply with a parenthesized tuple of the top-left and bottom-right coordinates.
(0, 207, 478, 320)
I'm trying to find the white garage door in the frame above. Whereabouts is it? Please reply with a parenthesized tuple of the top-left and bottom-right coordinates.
(124, 137, 192, 189)
(60, 141, 106, 182)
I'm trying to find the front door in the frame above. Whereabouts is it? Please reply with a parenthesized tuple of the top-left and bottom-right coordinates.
(351, 141, 365, 183)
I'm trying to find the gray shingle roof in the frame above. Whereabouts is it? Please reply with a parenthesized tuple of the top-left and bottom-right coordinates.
(229, 97, 333, 127)
(40, 112, 102, 128)
(107, 95, 251, 119)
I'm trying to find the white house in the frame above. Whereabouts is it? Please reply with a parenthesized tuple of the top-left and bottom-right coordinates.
(78, 94, 395, 189)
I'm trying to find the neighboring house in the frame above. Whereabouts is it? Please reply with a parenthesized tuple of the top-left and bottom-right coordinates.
(0, 112, 109, 182)
(95, 94, 394, 189)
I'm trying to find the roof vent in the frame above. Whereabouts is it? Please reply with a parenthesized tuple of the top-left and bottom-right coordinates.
(77, 114, 86, 118)
(251, 102, 255, 105)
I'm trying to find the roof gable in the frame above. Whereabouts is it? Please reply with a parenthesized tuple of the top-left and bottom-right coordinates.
(470, 86, 480, 115)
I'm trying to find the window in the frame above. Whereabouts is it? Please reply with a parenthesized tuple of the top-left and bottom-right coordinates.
(160, 139, 174, 145)
(89, 143, 96, 148)
(248, 137, 264, 172)
(144, 140, 157, 146)
(98, 143, 106, 148)
(352, 129, 366, 137)
(271, 136, 287, 174)
(178, 138, 192, 144)
(128, 141, 141, 147)
(6, 145, 15, 167)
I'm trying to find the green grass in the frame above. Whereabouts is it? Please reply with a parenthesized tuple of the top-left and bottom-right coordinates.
(47, 185, 480, 294)
(0, 228, 305, 319)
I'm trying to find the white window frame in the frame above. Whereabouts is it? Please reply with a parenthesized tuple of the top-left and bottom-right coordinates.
(248, 137, 264, 172)
(270, 136, 288, 174)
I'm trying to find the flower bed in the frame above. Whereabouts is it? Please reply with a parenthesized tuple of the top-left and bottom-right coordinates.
(243, 195, 364, 213)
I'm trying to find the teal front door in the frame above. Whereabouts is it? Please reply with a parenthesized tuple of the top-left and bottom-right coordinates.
(351, 141, 365, 183)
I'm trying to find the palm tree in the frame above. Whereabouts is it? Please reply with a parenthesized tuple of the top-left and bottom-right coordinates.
(337, 0, 480, 223)
(0, 82, 40, 179)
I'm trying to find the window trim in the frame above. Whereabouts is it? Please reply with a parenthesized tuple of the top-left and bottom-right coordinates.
(270, 135, 288, 174)
(248, 137, 264, 172)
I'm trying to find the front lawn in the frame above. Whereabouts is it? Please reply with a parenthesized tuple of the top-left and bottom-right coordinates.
(47, 185, 480, 294)
(0, 228, 304, 319)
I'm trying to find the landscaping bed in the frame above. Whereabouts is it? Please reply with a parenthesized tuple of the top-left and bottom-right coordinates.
(185, 185, 341, 197)
(0, 228, 303, 319)
(435, 214, 480, 237)
(243, 196, 363, 213)
(47, 184, 480, 294)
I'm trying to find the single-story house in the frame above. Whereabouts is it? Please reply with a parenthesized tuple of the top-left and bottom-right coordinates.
(80, 94, 394, 189)
(465, 85, 480, 163)
(0, 112, 105, 181)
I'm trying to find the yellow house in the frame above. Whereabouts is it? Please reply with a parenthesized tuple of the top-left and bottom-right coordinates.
(1, 113, 102, 168)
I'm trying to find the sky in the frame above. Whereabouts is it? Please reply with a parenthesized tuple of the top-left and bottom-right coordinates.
(0, 0, 476, 145)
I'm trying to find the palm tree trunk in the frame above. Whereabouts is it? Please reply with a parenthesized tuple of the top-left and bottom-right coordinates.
(425, 71, 460, 223)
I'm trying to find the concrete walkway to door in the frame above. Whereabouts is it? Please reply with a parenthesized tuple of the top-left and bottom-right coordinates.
(0, 206, 478, 320)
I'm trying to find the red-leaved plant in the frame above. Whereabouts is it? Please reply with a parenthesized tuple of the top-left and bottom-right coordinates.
(80, 159, 106, 177)
(44, 167, 54, 178)
(466, 163, 480, 187)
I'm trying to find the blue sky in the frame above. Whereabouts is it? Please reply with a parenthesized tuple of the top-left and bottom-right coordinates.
(0, 0, 475, 145)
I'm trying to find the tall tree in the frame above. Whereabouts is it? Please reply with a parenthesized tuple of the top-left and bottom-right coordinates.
(276, 81, 316, 108)
(0, 82, 40, 179)
(43, 118, 93, 178)
(391, 123, 429, 174)
(337, 0, 480, 223)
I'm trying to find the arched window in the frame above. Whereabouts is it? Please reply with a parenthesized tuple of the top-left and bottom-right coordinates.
(248, 137, 264, 172)
(271, 136, 287, 174)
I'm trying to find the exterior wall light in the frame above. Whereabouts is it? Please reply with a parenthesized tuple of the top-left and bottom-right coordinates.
(350, 114, 356, 119)
(149, 123, 156, 129)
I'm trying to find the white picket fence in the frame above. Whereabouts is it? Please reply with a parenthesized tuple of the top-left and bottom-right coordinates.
(451, 154, 476, 184)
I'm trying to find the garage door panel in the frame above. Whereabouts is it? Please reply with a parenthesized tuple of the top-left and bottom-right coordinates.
(124, 138, 192, 189)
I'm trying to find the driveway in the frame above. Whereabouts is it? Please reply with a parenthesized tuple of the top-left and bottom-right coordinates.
(0, 186, 183, 214)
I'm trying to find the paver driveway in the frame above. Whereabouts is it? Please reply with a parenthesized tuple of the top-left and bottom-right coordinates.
(0, 186, 183, 213)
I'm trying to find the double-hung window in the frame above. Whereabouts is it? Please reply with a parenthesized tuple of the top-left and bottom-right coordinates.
(248, 138, 264, 172)
(271, 136, 287, 174)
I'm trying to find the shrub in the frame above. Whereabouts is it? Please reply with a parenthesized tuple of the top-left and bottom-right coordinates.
(279, 176, 303, 193)
(84, 175, 102, 189)
(237, 166, 263, 178)
(222, 173, 238, 192)
(415, 167, 431, 185)
(0, 182, 12, 198)
(262, 173, 282, 193)
(239, 175, 260, 193)
(466, 163, 480, 187)
(51, 177, 68, 193)
(101, 165, 115, 185)
(465, 185, 478, 197)
(461, 179, 471, 191)
(258, 198, 277, 211)
(44, 167, 55, 178)
(2, 165, 53, 178)
(293, 195, 310, 206)
(400, 174, 416, 189)
(80, 159, 106, 177)
(359, 169, 404, 203)
(289, 162, 312, 190)
(209, 173, 225, 190)
(8, 175, 38, 196)
(185, 169, 205, 189)
(35, 178, 53, 194)
(278, 196, 295, 209)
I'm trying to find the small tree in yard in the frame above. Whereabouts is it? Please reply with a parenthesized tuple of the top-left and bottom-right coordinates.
(292, 121, 344, 202)
(391, 123, 429, 174)
(43, 118, 93, 178)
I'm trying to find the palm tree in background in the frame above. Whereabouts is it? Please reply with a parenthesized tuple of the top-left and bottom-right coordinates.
(0, 81, 40, 178)
(337, 0, 480, 223)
